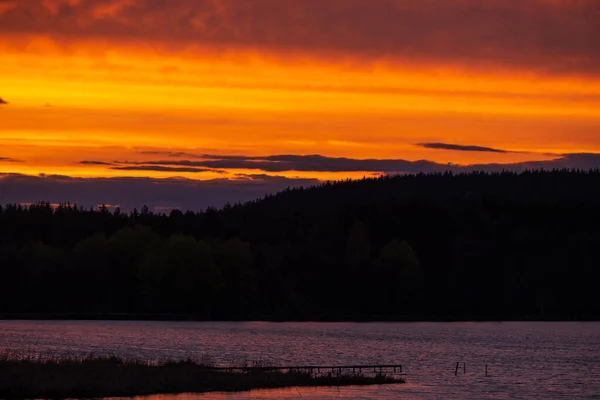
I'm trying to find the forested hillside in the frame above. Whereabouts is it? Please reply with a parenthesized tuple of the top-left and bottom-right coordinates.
(1, 171, 599, 320)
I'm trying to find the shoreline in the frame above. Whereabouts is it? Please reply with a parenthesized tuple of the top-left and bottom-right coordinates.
(0, 313, 598, 323)
(0, 356, 404, 399)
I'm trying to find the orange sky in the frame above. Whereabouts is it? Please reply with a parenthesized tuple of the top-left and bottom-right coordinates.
(1, 0, 599, 208)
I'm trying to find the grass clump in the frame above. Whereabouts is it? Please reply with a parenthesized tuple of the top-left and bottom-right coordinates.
(0, 353, 404, 399)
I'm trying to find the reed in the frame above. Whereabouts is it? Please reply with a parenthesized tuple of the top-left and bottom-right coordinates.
(0, 353, 404, 399)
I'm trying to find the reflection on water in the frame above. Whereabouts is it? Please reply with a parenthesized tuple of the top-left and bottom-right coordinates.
(116, 386, 410, 400)
(0, 321, 599, 399)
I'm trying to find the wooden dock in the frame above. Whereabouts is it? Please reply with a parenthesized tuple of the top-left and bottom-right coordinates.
(207, 364, 404, 377)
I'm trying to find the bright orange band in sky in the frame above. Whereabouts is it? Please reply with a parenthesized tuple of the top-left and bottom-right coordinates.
(1, 0, 600, 184)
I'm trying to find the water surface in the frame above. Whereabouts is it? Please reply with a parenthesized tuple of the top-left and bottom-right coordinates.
(0, 321, 598, 399)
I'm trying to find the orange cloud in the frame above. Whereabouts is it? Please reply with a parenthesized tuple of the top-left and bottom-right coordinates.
(1, 0, 598, 75)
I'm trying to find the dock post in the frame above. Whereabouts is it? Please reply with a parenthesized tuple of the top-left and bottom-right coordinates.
(463, 362, 466, 374)
(455, 362, 459, 376)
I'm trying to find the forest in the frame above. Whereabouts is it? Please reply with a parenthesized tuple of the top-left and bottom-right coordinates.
(0, 170, 599, 320)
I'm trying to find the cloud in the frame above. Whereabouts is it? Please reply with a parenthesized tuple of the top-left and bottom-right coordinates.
(1, 0, 598, 75)
(138, 151, 200, 158)
(0, 156, 23, 162)
(0, 173, 319, 212)
(0, 97, 7, 105)
(109, 152, 600, 174)
(527, 153, 600, 171)
(111, 165, 227, 174)
(434, 153, 600, 174)
(5, 153, 600, 211)
(418, 143, 510, 153)
(79, 160, 114, 166)
(119, 155, 441, 173)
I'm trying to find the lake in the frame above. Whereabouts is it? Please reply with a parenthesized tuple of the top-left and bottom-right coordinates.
(0, 321, 598, 399)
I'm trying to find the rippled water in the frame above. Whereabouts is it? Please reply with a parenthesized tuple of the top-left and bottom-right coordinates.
(1, 321, 599, 399)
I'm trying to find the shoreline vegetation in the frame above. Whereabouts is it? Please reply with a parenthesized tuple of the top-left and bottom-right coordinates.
(0, 354, 404, 399)
(0, 313, 598, 322)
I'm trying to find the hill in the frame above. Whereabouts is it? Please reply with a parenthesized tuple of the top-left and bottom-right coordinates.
(1, 170, 599, 320)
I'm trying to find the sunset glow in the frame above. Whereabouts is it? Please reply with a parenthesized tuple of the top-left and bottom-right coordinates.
(1, 0, 599, 209)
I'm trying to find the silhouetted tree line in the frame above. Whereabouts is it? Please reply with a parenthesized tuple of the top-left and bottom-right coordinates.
(1, 170, 599, 320)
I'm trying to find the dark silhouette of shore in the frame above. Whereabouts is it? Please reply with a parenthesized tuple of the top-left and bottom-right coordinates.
(1, 170, 599, 321)
(0, 354, 403, 399)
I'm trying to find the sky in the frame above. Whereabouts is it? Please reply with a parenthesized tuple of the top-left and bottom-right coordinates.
(1, 0, 599, 210)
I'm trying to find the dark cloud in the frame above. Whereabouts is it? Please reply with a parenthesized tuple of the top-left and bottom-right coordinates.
(0, 0, 598, 76)
(120, 155, 438, 173)
(232, 173, 304, 183)
(111, 165, 227, 174)
(0, 97, 7, 105)
(0, 173, 319, 212)
(5, 153, 600, 211)
(79, 160, 114, 166)
(526, 153, 600, 171)
(112, 152, 600, 174)
(0, 157, 23, 163)
(418, 143, 509, 153)
(428, 153, 600, 174)
(138, 151, 202, 158)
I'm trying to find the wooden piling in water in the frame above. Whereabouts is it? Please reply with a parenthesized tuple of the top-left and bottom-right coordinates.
(455, 362, 459, 376)
(463, 362, 466, 374)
